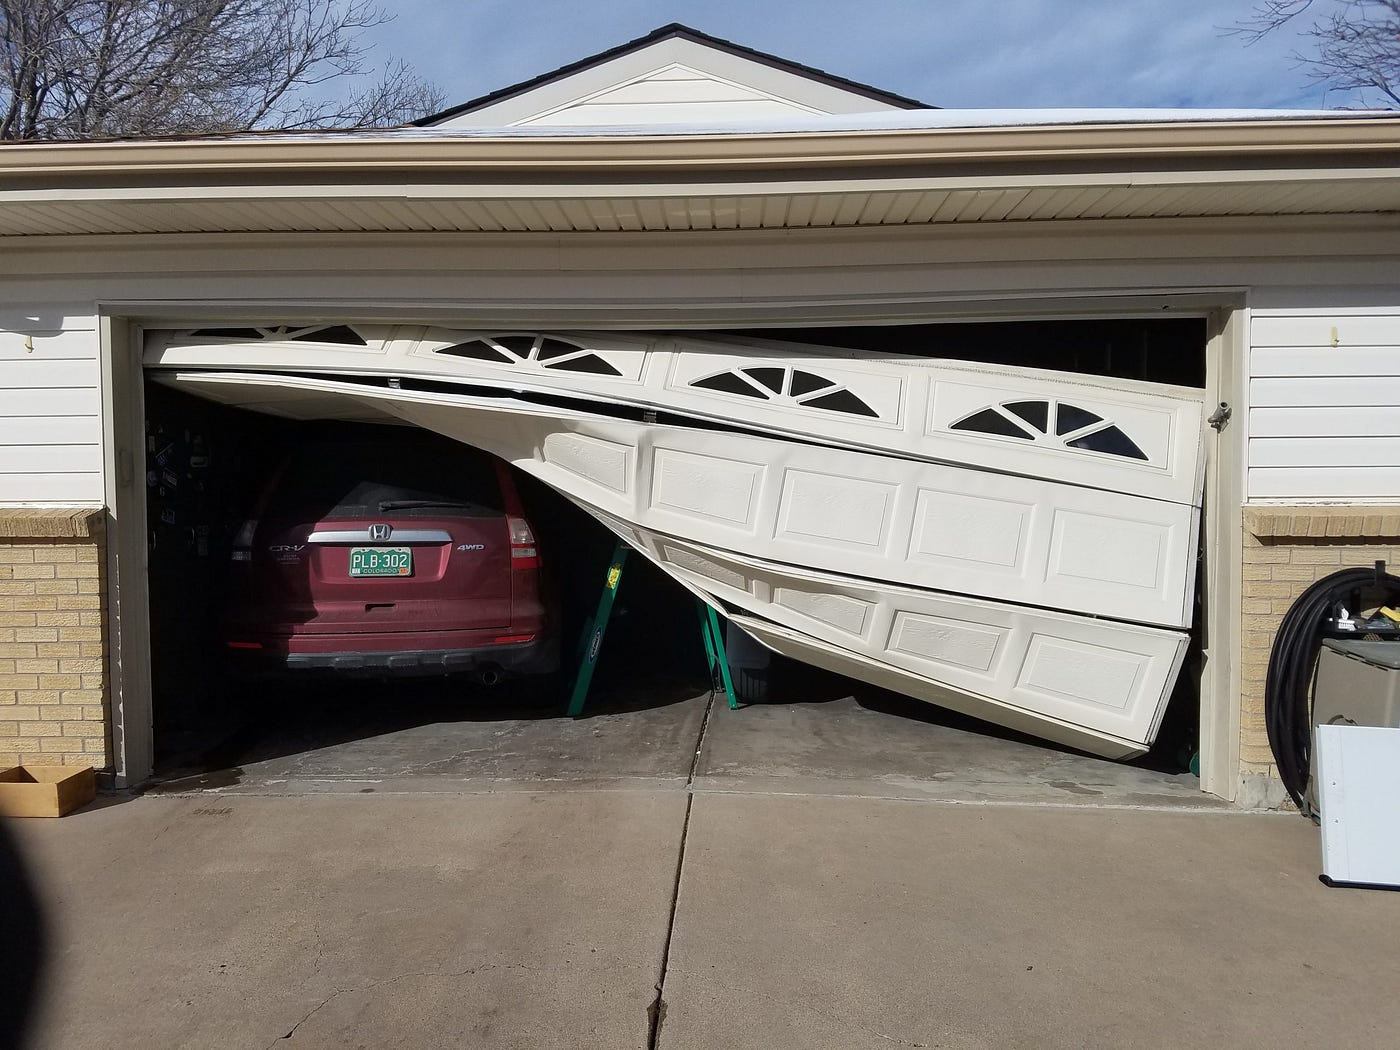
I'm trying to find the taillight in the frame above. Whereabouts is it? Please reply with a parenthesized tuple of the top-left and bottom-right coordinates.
(231, 519, 257, 562)
(507, 516, 539, 569)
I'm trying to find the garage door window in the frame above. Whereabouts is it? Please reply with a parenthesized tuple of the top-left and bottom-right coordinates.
(691, 366, 878, 417)
(951, 399, 1148, 461)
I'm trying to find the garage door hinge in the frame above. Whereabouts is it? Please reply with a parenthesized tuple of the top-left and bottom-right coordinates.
(1207, 401, 1232, 432)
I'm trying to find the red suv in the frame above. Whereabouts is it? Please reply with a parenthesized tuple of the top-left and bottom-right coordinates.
(224, 429, 557, 682)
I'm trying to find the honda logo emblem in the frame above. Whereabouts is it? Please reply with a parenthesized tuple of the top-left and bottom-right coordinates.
(368, 524, 392, 542)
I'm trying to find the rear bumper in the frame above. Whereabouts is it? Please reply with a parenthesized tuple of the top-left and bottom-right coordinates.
(227, 635, 558, 679)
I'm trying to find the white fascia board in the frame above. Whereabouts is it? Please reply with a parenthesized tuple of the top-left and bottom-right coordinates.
(5, 166, 1397, 207)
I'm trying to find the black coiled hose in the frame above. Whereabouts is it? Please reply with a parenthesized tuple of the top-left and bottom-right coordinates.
(1265, 565, 1400, 813)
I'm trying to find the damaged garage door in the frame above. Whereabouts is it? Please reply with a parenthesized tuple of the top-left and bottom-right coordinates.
(144, 325, 1205, 759)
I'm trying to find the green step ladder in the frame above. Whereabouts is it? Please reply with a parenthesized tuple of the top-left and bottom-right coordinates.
(566, 539, 738, 717)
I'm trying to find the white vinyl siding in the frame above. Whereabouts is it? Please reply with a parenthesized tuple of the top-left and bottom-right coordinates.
(432, 36, 908, 129)
(514, 66, 826, 127)
(0, 325, 103, 505)
(1250, 310, 1400, 501)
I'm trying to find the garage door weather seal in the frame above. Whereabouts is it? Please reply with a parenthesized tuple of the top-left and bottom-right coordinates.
(145, 326, 1206, 759)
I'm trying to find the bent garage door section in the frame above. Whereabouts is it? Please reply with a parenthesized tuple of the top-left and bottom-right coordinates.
(145, 326, 1205, 759)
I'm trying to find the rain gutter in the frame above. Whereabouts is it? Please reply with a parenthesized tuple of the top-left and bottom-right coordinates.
(1, 119, 1399, 182)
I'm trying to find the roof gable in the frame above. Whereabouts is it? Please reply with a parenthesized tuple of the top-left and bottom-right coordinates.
(419, 24, 929, 129)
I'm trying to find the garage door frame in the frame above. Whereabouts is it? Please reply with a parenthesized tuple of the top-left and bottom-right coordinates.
(100, 293, 1245, 798)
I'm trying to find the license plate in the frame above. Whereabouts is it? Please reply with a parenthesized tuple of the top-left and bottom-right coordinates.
(350, 546, 412, 577)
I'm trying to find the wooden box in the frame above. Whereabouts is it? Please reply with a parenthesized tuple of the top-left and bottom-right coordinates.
(0, 765, 96, 817)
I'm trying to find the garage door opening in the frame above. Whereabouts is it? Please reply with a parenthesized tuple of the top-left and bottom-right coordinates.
(141, 380, 709, 778)
(138, 312, 1209, 787)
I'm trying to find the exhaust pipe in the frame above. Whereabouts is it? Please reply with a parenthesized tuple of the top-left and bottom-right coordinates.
(478, 667, 502, 687)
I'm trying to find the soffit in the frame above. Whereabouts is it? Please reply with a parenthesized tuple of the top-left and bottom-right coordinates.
(0, 175, 1397, 237)
(1, 119, 1398, 237)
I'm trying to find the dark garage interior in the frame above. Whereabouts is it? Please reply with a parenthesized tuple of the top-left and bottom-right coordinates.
(143, 380, 711, 776)
(140, 316, 1208, 783)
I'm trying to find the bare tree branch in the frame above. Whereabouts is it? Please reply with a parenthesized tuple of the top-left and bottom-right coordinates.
(1233, 0, 1400, 108)
(0, 0, 446, 139)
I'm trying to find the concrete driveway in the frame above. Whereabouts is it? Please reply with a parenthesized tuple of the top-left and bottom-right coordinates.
(6, 686, 1399, 1049)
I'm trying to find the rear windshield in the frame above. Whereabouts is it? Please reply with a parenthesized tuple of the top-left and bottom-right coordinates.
(267, 433, 505, 520)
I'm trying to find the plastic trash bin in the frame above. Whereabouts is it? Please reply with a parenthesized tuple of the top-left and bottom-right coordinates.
(1307, 639, 1400, 811)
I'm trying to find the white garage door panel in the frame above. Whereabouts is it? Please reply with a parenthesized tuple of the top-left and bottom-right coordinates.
(728, 616, 1149, 760)
(168, 379, 400, 422)
(925, 377, 1184, 476)
(615, 529, 1185, 748)
(145, 327, 1205, 507)
(152, 370, 1196, 625)
(150, 340, 392, 371)
(148, 321, 1205, 760)
(375, 397, 1196, 629)
(542, 432, 633, 494)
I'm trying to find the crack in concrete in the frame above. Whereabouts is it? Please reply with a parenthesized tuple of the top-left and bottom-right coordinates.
(266, 989, 343, 1048)
(646, 687, 716, 1050)
(403, 747, 497, 774)
(308, 925, 327, 979)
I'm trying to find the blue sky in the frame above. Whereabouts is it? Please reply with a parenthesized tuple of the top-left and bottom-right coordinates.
(366, 0, 1365, 113)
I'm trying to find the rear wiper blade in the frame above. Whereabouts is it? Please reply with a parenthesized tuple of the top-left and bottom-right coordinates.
(377, 499, 480, 511)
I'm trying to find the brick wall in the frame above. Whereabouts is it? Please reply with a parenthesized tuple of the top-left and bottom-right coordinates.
(0, 509, 110, 771)
(1240, 506, 1400, 803)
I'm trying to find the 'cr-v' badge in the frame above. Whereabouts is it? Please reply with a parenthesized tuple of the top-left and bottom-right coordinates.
(368, 523, 393, 541)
